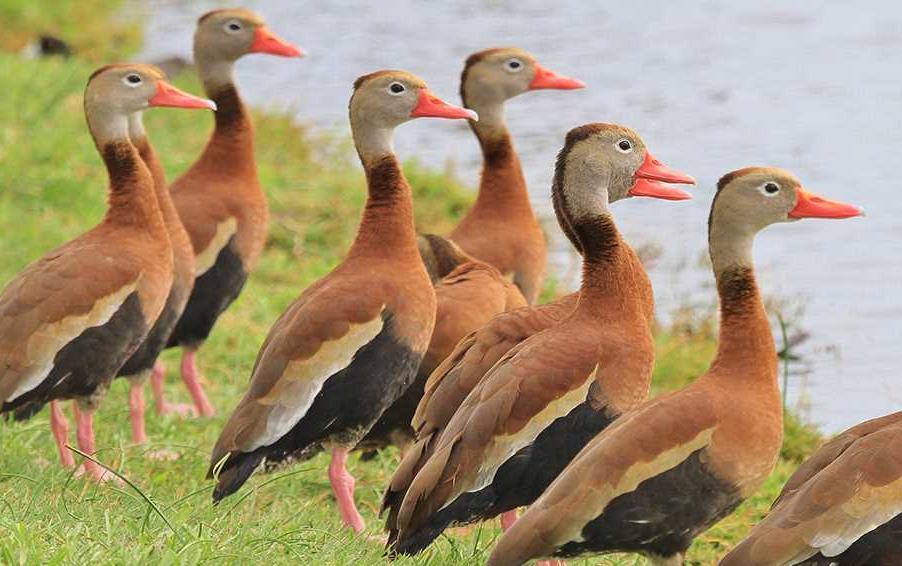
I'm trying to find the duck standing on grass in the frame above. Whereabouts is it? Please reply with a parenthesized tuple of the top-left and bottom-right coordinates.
(0, 64, 215, 481)
(391, 124, 695, 554)
(163, 8, 303, 418)
(112, 110, 199, 443)
(207, 70, 476, 535)
(488, 167, 863, 566)
(356, 47, 583, 458)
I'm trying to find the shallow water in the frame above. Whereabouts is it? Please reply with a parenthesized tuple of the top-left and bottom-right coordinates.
(140, 0, 902, 433)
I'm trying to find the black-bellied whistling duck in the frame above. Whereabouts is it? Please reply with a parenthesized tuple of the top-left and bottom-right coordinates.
(206, 71, 476, 534)
(115, 111, 198, 444)
(392, 124, 695, 554)
(357, 235, 527, 454)
(0, 64, 214, 481)
(164, 8, 303, 417)
(488, 167, 863, 566)
(721, 411, 902, 565)
(450, 47, 585, 304)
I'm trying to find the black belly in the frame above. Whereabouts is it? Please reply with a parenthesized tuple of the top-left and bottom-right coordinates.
(212, 313, 426, 501)
(167, 237, 247, 349)
(396, 400, 615, 556)
(1, 292, 147, 413)
(556, 449, 741, 560)
(266, 316, 423, 463)
(355, 366, 425, 452)
(117, 284, 190, 378)
(800, 513, 902, 566)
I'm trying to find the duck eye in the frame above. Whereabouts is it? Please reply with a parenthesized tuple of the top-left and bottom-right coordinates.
(123, 74, 142, 87)
(759, 181, 781, 196)
(615, 139, 633, 153)
(224, 20, 242, 33)
(388, 82, 406, 95)
(505, 58, 524, 72)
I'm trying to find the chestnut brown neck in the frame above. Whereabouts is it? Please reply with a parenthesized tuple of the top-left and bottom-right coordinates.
(196, 83, 257, 180)
(572, 214, 645, 314)
(348, 155, 418, 259)
(99, 140, 164, 232)
(708, 210, 777, 379)
(467, 128, 534, 215)
(132, 135, 183, 233)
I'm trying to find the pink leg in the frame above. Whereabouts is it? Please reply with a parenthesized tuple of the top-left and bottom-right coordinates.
(500, 509, 519, 532)
(151, 360, 196, 417)
(49, 401, 75, 469)
(328, 448, 366, 533)
(128, 380, 147, 444)
(180, 348, 215, 417)
(73, 404, 112, 482)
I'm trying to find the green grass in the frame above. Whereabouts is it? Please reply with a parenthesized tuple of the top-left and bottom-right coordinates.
(0, 0, 140, 61)
(0, 7, 823, 564)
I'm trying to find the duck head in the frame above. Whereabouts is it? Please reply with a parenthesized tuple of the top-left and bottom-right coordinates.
(195, 8, 303, 60)
(349, 70, 476, 164)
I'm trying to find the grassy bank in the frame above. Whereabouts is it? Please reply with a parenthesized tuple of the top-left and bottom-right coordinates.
(0, 7, 821, 565)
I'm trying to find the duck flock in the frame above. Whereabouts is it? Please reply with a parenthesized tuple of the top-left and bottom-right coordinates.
(2, 7, 900, 566)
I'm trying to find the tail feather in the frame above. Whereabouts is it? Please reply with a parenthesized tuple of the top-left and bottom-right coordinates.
(394, 489, 495, 556)
(7, 401, 46, 422)
(210, 451, 265, 503)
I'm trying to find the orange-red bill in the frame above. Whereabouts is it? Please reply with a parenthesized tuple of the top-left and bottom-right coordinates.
(250, 26, 304, 57)
(628, 151, 695, 200)
(629, 178, 693, 200)
(410, 90, 478, 121)
(789, 189, 863, 219)
(149, 81, 216, 110)
(529, 64, 586, 90)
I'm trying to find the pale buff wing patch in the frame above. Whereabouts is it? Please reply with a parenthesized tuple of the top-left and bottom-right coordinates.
(468, 376, 595, 496)
(807, 478, 902, 558)
(194, 217, 238, 276)
(550, 426, 716, 547)
(245, 314, 385, 452)
(3, 282, 138, 403)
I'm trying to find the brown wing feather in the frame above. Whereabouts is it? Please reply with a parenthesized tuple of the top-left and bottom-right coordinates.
(489, 388, 720, 565)
(0, 228, 162, 403)
(422, 262, 527, 376)
(382, 293, 576, 530)
(721, 417, 902, 566)
(774, 411, 902, 507)
(210, 271, 386, 465)
(415, 293, 577, 437)
(396, 321, 602, 537)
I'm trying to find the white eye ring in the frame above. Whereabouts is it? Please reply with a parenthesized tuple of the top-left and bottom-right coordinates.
(122, 74, 143, 87)
(387, 82, 406, 96)
(223, 19, 243, 34)
(758, 181, 781, 197)
(504, 58, 525, 73)
(614, 139, 633, 153)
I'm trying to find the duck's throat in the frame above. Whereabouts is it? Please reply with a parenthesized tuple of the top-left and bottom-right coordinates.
(352, 155, 417, 256)
(709, 224, 776, 375)
(100, 140, 161, 228)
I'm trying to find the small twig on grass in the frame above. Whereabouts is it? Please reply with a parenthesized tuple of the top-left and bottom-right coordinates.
(66, 445, 184, 543)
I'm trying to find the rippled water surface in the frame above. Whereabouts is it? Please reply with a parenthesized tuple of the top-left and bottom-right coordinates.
(140, 0, 902, 432)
